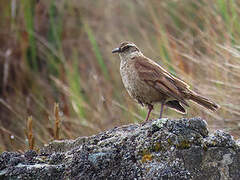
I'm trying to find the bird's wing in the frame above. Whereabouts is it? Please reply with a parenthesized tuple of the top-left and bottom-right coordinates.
(133, 56, 189, 106)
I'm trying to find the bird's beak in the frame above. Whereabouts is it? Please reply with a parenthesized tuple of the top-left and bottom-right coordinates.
(112, 48, 120, 53)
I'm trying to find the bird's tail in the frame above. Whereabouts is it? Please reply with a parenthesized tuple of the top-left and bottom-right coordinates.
(189, 91, 220, 111)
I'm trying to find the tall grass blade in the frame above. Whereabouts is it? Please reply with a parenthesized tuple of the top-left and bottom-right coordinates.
(66, 50, 86, 119)
(23, 0, 37, 71)
(84, 22, 109, 80)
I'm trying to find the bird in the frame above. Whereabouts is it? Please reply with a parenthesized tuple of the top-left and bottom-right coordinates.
(112, 41, 220, 122)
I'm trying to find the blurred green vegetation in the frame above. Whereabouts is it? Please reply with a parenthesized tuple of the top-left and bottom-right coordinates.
(0, 0, 240, 151)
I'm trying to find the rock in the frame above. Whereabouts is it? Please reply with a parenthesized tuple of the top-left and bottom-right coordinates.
(0, 117, 239, 179)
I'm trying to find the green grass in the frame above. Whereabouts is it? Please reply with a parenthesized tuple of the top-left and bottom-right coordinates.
(23, 0, 37, 71)
(84, 22, 109, 80)
(66, 49, 86, 119)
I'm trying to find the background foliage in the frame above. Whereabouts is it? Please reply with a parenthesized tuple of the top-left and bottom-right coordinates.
(0, 0, 240, 151)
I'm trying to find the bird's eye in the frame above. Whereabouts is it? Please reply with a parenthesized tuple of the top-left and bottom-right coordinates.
(122, 46, 130, 52)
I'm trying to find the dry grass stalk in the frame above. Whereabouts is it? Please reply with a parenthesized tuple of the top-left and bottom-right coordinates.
(54, 103, 60, 140)
(25, 116, 35, 150)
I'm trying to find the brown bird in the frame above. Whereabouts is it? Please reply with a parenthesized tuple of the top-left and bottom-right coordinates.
(112, 42, 220, 122)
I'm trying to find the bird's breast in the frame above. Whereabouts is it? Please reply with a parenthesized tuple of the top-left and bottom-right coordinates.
(120, 60, 165, 105)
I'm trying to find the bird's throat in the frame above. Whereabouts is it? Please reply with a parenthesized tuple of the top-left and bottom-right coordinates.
(119, 51, 143, 63)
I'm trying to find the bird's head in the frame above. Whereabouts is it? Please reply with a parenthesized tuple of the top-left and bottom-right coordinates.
(112, 42, 142, 60)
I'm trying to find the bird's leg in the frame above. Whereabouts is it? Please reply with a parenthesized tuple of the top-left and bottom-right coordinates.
(145, 104, 153, 122)
(137, 99, 144, 107)
(159, 101, 165, 119)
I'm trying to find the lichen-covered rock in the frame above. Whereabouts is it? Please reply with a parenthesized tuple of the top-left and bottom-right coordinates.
(0, 117, 239, 179)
